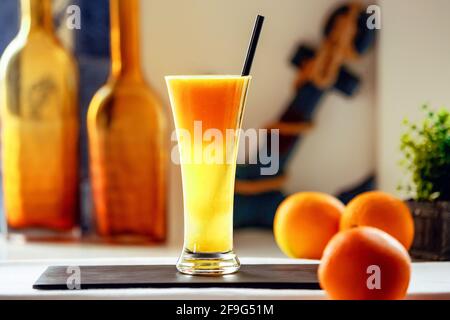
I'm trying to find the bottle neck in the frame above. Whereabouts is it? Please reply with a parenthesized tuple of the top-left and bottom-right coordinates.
(20, 0, 53, 34)
(110, 0, 143, 80)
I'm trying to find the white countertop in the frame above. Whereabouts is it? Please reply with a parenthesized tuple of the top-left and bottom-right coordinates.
(0, 230, 449, 300)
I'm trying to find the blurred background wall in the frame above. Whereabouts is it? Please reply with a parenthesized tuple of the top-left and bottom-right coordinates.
(377, 0, 450, 194)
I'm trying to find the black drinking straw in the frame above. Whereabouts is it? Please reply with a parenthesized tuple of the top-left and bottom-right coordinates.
(241, 15, 265, 76)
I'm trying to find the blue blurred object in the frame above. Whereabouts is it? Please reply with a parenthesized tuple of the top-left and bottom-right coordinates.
(73, 0, 110, 57)
(234, 192, 286, 228)
(0, 0, 19, 53)
(72, 0, 111, 233)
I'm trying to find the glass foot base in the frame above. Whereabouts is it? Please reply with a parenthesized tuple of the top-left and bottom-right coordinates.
(176, 249, 240, 276)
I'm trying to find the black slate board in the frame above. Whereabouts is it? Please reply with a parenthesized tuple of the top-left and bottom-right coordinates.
(33, 264, 320, 290)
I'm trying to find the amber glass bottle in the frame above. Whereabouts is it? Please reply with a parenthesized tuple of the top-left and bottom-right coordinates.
(87, 0, 167, 243)
(0, 0, 79, 236)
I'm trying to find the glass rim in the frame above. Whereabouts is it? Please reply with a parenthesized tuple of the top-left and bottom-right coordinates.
(165, 75, 252, 80)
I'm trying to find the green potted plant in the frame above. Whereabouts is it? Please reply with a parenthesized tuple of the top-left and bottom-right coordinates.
(399, 105, 450, 260)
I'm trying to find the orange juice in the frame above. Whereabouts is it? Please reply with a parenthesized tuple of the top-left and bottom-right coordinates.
(166, 75, 250, 274)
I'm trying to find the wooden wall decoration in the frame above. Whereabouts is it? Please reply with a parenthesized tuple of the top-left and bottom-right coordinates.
(234, 2, 377, 228)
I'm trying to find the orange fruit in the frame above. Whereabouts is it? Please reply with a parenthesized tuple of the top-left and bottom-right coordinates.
(318, 227, 411, 300)
(340, 191, 414, 249)
(274, 192, 344, 259)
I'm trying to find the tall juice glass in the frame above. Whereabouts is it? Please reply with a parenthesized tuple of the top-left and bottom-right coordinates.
(166, 75, 251, 275)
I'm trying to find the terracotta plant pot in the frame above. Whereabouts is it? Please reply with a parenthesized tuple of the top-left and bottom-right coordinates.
(407, 200, 450, 261)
